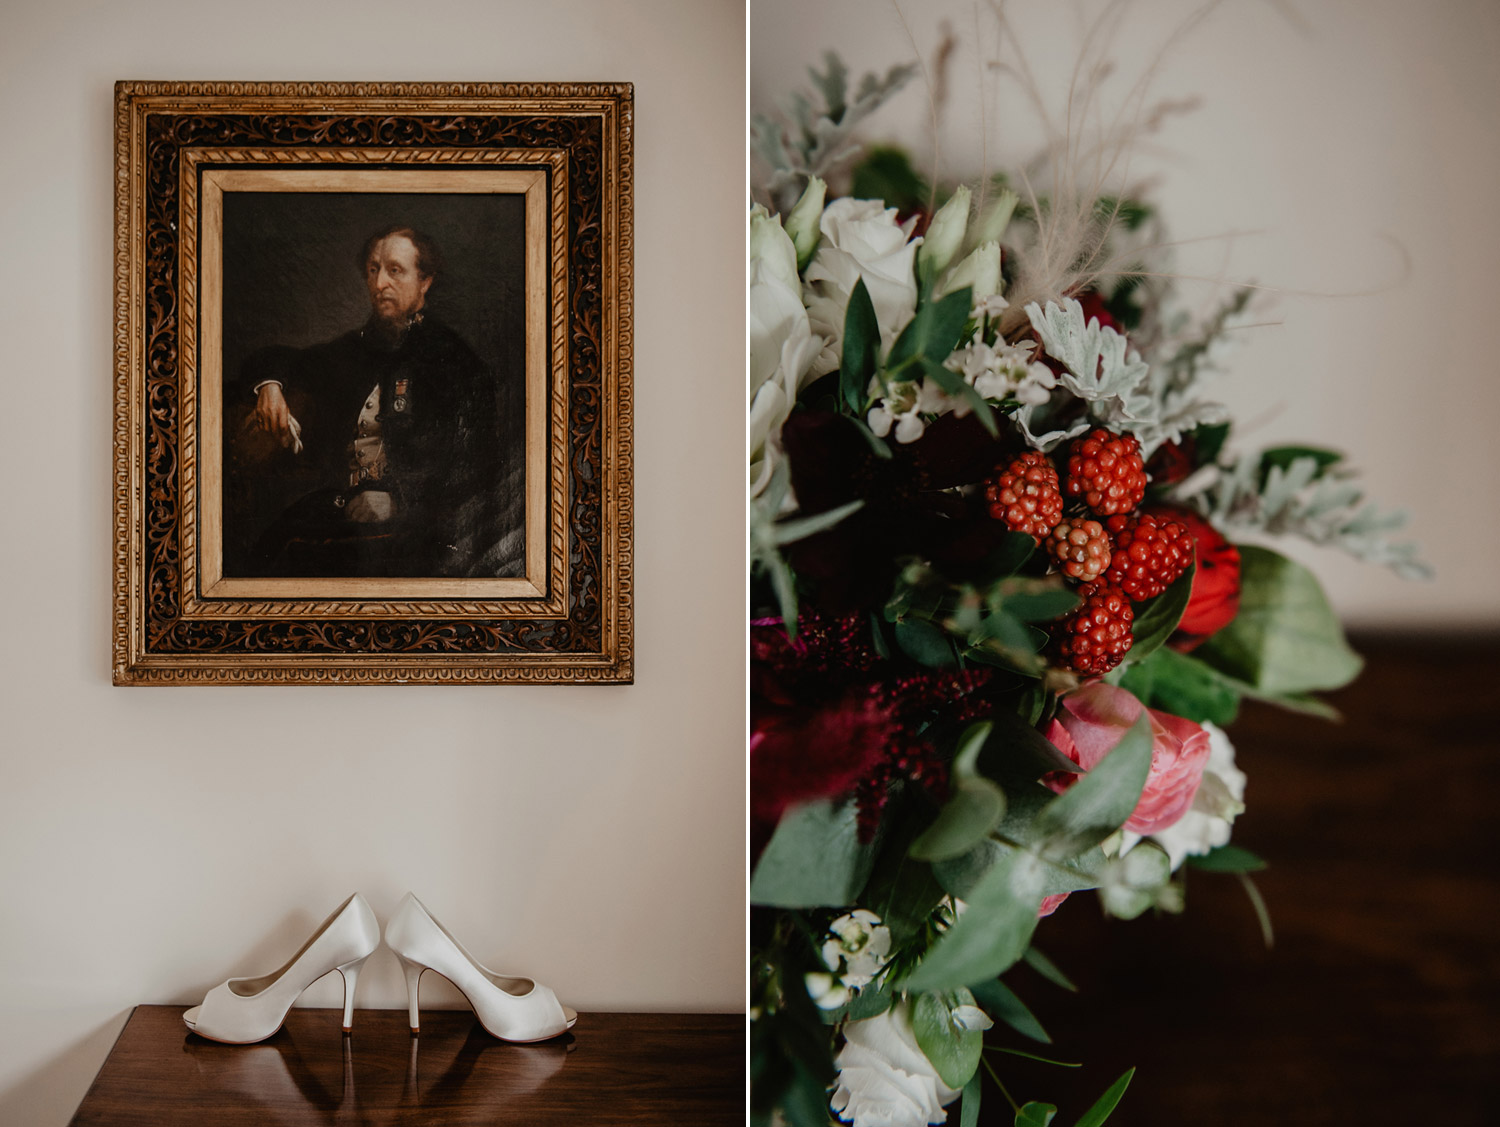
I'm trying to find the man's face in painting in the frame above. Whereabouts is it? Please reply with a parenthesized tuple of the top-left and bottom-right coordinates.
(365, 234, 432, 325)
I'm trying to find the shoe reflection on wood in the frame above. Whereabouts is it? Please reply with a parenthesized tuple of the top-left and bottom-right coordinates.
(182, 1023, 352, 1122)
(398, 1018, 574, 1119)
(181, 1009, 572, 1125)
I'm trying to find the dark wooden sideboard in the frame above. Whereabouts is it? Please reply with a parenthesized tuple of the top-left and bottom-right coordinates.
(69, 1006, 743, 1125)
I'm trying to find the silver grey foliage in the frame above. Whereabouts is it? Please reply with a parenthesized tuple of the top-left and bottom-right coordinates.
(752, 51, 917, 213)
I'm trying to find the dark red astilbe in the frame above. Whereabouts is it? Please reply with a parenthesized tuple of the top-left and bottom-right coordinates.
(751, 611, 1001, 854)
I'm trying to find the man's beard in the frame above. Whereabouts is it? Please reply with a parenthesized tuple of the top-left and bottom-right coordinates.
(364, 307, 421, 349)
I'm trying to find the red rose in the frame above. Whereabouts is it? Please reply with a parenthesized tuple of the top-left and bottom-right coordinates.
(1148, 505, 1241, 648)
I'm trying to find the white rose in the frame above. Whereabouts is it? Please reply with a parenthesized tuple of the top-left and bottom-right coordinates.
(804, 199, 921, 376)
(1147, 720, 1247, 870)
(831, 1002, 960, 1127)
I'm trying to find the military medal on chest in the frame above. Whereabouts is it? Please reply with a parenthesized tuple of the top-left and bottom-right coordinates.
(392, 377, 410, 414)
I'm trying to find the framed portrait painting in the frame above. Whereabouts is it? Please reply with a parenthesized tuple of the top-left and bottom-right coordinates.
(113, 82, 633, 684)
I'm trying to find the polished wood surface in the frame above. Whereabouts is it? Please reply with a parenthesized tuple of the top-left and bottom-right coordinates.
(70, 1006, 743, 1125)
(977, 633, 1500, 1125)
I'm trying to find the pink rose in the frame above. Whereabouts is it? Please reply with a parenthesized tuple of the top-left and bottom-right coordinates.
(1044, 683, 1211, 835)
(1037, 893, 1070, 918)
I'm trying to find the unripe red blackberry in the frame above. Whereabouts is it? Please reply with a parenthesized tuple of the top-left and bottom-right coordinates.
(1103, 512, 1196, 601)
(984, 452, 1063, 540)
(1065, 428, 1147, 516)
(1046, 517, 1112, 583)
(1051, 582, 1134, 676)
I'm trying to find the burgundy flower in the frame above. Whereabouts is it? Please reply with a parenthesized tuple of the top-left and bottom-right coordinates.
(1148, 505, 1242, 648)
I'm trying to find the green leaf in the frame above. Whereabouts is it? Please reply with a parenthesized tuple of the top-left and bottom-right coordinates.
(1123, 562, 1195, 664)
(903, 849, 1046, 992)
(1116, 646, 1240, 727)
(772, 499, 864, 546)
(1259, 445, 1343, 486)
(846, 981, 894, 1020)
(850, 145, 928, 211)
(974, 533, 1038, 584)
(1238, 870, 1275, 948)
(1076, 1068, 1136, 1127)
(1194, 546, 1363, 696)
(840, 278, 881, 416)
(889, 285, 972, 370)
(1021, 946, 1077, 993)
(1003, 587, 1080, 623)
(751, 800, 875, 908)
(1187, 844, 1267, 873)
(1191, 421, 1230, 464)
(969, 979, 1050, 1044)
(1016, 1102, 1058, 1127)
(913, 989, 986, 1089)
(988, 1046, 1081, 1067)
(1033, 714, 1153, 861)
(895, 618, 959, 668)
(960, 1070, 983, 1127)
(910, 780, 1007, 861)
(973, 711, 1081, 781)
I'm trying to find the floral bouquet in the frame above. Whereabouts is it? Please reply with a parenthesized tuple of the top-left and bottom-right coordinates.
(749, 49, 1427, 1127)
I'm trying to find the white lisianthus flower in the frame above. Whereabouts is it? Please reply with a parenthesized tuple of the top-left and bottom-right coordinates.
(939, 241, 1001, 303)
(831, 1002, 960, 1127)
(804, 199, 922, 375)
(822, 909, 893, 988)
(1125, 721, 1247, 870)
(785, 177, 827, 270)
(920, 186, 970, 278)
(749, 204, 824, 497)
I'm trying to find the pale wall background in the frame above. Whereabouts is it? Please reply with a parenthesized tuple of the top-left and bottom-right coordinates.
(0, 1, 746, 1124)
(754, 0, 1500, 627)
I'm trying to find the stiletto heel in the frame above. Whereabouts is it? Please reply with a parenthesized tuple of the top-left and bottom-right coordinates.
(336, 953, 370, 1033)
(398, 954, 425, 1033)
(384, 893, 577, 1043)
(183, 893, 381, 1044)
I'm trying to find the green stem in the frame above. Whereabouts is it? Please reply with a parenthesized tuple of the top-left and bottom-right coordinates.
(981, 1055, 1020, 1114)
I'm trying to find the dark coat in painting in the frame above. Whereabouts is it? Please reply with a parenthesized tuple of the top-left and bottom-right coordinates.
(235, 316, 504, 578)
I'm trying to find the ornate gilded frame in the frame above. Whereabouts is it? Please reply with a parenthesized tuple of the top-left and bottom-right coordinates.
(113, 82, 633, 684)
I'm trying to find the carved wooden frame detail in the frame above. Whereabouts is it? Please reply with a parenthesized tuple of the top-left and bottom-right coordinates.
(113, 82, 633, 685)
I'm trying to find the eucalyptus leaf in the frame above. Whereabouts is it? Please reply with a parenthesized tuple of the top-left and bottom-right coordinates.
(751, 800, 875, 908)
(969, 978, 1050, 1044)
(1021, 946, 1077, 993)
(1116, 646, 1240, 727)
(1033, 714, 1153, 862)
(975, 533, 1038, 584)
(960, 1072, 983, 1127)
(895, 618, 959, 668)
(846, 981, 894, 1020)
(1187, 844, 1267, 873)
(1076, 1068, 1136, 1127)
(1002, 587, 1081, 623)
(840, 278, 881, 416)
(902, 849, 1046, 992)
(913, 989, 986, 1089)
(910, 779, 1007, 862)
(1123, 562, 1195, 664)
(1193, 546, 1363, 695)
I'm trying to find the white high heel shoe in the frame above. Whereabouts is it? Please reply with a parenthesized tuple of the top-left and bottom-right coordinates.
(384, 892, 577, 1042)
(183, 893, 381, 1044)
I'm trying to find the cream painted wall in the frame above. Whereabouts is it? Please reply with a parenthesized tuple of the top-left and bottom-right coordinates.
(753, 0, 1500, 627)
(0, 1, 746, 1124)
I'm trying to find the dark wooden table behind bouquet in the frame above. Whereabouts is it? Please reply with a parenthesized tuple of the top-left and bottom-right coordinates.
(976, 632, 1500, 1126)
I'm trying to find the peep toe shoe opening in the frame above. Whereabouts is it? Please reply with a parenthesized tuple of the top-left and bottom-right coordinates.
(183, 892, 381, 1044)
(384, 893, 577, 1043)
